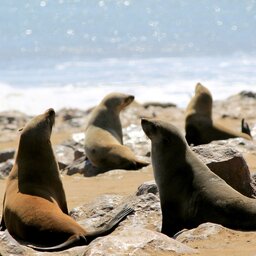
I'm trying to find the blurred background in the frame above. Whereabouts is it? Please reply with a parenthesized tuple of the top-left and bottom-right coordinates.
(0, 0, 256, 114)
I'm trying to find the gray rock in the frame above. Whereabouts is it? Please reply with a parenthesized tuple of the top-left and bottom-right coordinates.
(176, 222, 228, 243)
(0, 230, 34, 256)
(63, 156, 87, 175)
(71, 191, 196, 256)
(136, 180, 158, 196)
(74, 148, 85, 160)
(0, 149, 15, 163)
(55, 145, 75, 170)
(193, 143, 255, 197)
(0, 159, 14, 178)
(83, 227, 197, 256)
(123, 124, 150, 157)
(63, 157, 103, 177)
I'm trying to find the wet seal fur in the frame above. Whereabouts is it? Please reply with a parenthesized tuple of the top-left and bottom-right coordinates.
(85, 92, 149, 171)
(141, 118, 256, 237)
(185, 83, 252, 146)
(0, 108, 133, 251)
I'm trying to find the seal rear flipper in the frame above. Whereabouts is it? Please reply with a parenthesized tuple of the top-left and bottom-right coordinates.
(241, 118, 252, 138)
(85, 204, 134, 243)
(134, 159, 149, 170)
(27, 234, 87, 252)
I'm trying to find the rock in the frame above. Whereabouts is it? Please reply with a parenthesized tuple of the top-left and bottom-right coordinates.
(71, 192, 196, 256)
(239, 91, 256, 99)
(123, 124, 150, 157)
(0, 149, 15, 163)
(70, 194, 125, 223)
(0, 159, 14, 178)
(83, 227, 197, 256)
(55, 140, 86, 170)
(175, 222, 256, 254)
(74, 148, 85, 160)
(143, 102, 177, 108)
(176, 223, 225, 243)
(63, 156, 86, 175)
(72, 132, 85, 145)
(63, 157, 103, 177)
(193, 143, 255, 197)
(136, 180, 158, 196)
(57, 108, 88, 128)
(55, 145, 75, 170)
(0, 230, 34, 255)
(0, 111, 29, 129)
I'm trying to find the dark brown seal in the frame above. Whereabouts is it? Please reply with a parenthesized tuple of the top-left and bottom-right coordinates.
(85, 92, 149, 171)
(0, 108, 133, 251)
(141, 118, 256, 237)
(185, 83, 252, 145)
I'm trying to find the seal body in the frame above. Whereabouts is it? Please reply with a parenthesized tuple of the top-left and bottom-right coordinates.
(142, 118, 256, 237)
(85, 92, 148, 171)
(1, 109, 133, 251)
(185, 83, 252, 145)
(1, 109, 86, 248)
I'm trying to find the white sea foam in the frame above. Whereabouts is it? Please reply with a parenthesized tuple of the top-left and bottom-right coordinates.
(0, 57, 256, 115)
(0, 81, 254, 115)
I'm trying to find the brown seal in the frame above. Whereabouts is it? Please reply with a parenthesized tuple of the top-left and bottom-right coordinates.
(85, 92, 149, 171)
(185, 83, 252, 145)
(141, 118, 256, 237)
(0, 109, 133, 251)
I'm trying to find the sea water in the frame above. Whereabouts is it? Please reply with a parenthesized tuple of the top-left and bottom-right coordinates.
(0, 56, 256, 115)
(1, 1, 256, 114)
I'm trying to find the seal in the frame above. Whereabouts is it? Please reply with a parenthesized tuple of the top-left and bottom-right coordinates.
(85, 92, 149, 171)
(185, 83, 252, 145)
(0, 108, 133, 251)
(141, 118, 256, 237)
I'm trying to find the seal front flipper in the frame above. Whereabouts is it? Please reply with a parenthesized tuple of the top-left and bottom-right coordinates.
(241, 118, 252, 138)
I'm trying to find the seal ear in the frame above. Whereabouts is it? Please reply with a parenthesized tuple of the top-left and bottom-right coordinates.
(18, 127, 24, 132)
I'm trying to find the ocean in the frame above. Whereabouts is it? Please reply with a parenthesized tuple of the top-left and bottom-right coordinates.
(1, 1, 256, 114)
(0, 56, 256, 115)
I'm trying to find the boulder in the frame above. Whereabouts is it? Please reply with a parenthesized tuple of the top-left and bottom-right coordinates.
(83, 227, 197, 256)
(193, 143, 255, 197)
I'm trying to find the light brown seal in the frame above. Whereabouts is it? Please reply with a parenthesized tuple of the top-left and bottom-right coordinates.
(0, 108, 133, 251)
(141, 118, 256, 237)
(185, 83, 252, 145)
(85, 92, 149, 171)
